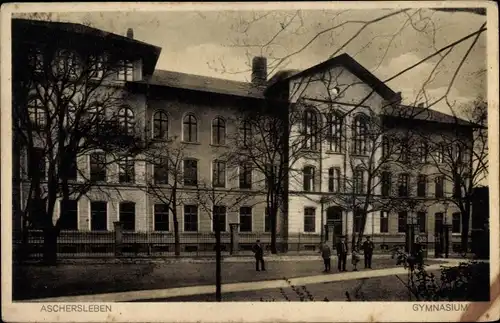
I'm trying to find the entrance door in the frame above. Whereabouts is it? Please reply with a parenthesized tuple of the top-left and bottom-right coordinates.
(434, 213, 444, 257)
(327, 206, 343, 236)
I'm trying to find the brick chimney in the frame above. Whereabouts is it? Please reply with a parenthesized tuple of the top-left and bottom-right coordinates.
(126, 28, 134, 39)
(251, 56, 267, 85)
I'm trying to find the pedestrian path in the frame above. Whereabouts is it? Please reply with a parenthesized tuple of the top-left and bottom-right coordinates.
(28, 260, 463, 303)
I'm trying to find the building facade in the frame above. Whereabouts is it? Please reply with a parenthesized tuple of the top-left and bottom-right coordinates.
(12, 18, 475, 254)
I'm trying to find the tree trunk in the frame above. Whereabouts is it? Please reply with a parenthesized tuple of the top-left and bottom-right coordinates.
(173, 215, 180, 256)
(461, 209, 471, 253)
(270, 204, 278, 254)
(215, 212, 222, 302)
(43, 226, 58, 265)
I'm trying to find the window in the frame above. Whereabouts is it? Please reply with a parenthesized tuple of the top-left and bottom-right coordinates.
(462, 145, 470, 164)
(327, 112, 342, 152)
(89, 55, 104, 79)
(352, 115, 368, 155)
(417, 175, 427, 197)
(303, 109, 318, 150)
(87, 105, 105, 132)
(382, 136, 390, 158)
(60, 150, 77, 180)
(239, 163, 252, 189)
(213, 205, 226, 232)
(381, 171, 392, 197)
(59, 200, 78, 230)
(240, 120, 252, 146)
(239, 207, 252, 232)
(64, 101, 77, 127)
(28, 147, 46, 179)
(418, 142, 428, 163)
(354, 167, 364, 194)
(398, 211, 407, 233)
(28, 98, 46, 128)
(354, 209, 364, 233)
(212, 117, 226, 145)
(399, 137, 410, 162)
(417, 212, 426, 233)
(328, 167, 341, 193)
(154, 204, 169, 231)
(265, 164, 278, 190)
(153, 111, 168, 139)
(380, 211, 389, 233)
(435, 144, 445, 163)
(183, 159, 198, 186)
(398, 173, 409, 197)
(183, 114, 198, 142)
(435, 176, 444, 198)
(54, 50, 80, 78)
(264, 207, 271, 233)
(453, 174, 462, 198)
(118, 107, 135, 135)
(303, 166, 315, 192)
(117, 60, 133, 81)
(153, 157, 168, 184)
(304, 207, 316, 232)
(120, 202, 135, 231)
(90, 153, 106, 182)
(184, 205, 198, 232)
(90, 201, 107, 231)
(452, 212, 461, 233)
(29, 48, 43, 72)
(118, 157, 135, 183)
(212, 160, 226, 188)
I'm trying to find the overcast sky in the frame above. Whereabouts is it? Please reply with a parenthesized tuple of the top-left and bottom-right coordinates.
(19, 7, 487, 115)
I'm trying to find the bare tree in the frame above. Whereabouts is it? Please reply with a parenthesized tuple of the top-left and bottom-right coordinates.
(12, 19, 148, 264)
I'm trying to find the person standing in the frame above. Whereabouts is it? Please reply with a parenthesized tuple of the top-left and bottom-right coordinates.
(252, 239, 266, 271)
(362, 236, 375, 269)
(336, 237, 348, 272)
(352, 245, 360, 271)
(320, 241, 332, 272)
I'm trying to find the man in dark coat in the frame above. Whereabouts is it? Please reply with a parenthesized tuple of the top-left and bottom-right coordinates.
(320, 241, 332, 272)
(252, 239, 265, 271)
(336, 237, 348, 272)
(362, 236, 375, 269)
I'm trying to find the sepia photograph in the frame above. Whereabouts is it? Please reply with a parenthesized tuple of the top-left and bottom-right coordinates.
(1, 2, 498, 322)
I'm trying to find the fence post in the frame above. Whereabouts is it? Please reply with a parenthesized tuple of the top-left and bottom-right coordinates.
(114, 222, 123, 257)
(229, 223, 240, 255)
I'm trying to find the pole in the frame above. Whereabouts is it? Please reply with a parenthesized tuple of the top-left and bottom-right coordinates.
(214, 190, 222, 302)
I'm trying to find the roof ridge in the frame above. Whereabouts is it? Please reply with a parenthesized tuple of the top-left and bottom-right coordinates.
(153, 69, 252, 85)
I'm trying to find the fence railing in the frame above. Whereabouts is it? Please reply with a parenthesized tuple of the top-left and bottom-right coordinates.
(13, 230, 467, 259)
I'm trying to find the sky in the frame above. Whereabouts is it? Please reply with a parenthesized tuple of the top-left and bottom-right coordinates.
(18, 7, 487, 116)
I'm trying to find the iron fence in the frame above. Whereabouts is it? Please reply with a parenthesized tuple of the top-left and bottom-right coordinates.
(13, 230, 468, 260)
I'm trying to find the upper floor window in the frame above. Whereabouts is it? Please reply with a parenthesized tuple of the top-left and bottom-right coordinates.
(418, 141, 428, 163)
(452, 212, 461, 233)
(117, 60, 133, 81)
(435, 144, 445, 163)
(435, 176, 445, 198)
(183, 114, 198, 142)
(240, 120, 252, 146)
(399, 137, 410, 163)
(118, 156, 135, 184)
(303, 166, 316, 192)
(353, 167, 364, 194)
(303, 109, 319, 150)
(89, 55, 104, 79)
(183, 159, 198, 186)
(118, 107, 135, 135)
(398, 173, 409, 197)
(381, 171, 392, 197)
(63, 101, 77, 127)
(29, 48, 44, 73)
(328, 167, 341, 193)
(212, 117, 226, 145)
(28, 98, 46, 128)
(239, 162, 253, 189)
(28, 147, 46, 179)
(327, 112, 343, 152)
(417, 174, 427, 197)
(212, 160, 226, 188)
(90, 153, 106, 182)
(153, 157, 168, 185)
(53, 50, 80, 78)
(352, 115, 368, 155)
(59, 149, 77, 180)
(153, 111, 168, 139)
(382, 136, 390, 159)
(265, 164, 278, 190)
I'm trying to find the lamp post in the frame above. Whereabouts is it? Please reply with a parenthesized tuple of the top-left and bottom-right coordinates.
(442, 200, 450, 259)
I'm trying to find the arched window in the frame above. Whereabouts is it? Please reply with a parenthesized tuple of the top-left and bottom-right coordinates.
(327, 111, 343, 152)
(212, 117, 226, 145)
(353, 166, 364, 194)
(352, 114, 368, 155)
(240, 119, 252, 146)
(183, 114, 197, 142)
(28, 98, 46, 128)
(118, 107, 135, 134)
(303, 166, 316, 192)
(153, 111, 168, 139)
(303, 109, 318, 150)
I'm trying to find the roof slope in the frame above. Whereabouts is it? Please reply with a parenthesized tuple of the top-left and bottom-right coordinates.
(383, 104, 479, 127)
(142, 69, 265, 99)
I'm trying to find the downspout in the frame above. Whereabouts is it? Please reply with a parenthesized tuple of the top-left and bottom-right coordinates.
(145, 77, 151, 255)
(319, 114, 324, 243)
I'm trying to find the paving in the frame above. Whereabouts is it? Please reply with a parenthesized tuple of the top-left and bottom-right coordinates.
(19, 259, 463, 302)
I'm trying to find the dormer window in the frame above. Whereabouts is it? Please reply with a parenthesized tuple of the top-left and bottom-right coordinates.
(117, 60, 134, 81)
(29, 49, 44, 73)
(53, 50, 80, 78)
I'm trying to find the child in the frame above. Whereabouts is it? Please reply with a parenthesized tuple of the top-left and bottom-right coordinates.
(352, 246, 360, 271)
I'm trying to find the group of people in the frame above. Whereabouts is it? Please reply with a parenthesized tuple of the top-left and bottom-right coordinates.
(320, 236, 375, 272)
(251, 236, 376, 273)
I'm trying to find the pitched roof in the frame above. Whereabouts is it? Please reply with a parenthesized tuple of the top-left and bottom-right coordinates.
(383, 104, 479, 127)
(268, 53, 398, 101)
(12, 18, 162, 76)
(140, 69, 265, 99)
